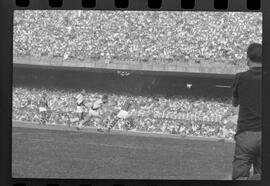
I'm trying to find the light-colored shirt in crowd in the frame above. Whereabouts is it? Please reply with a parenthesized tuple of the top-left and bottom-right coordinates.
(76, 94, 84, 105)
(92, 99, 103, 110)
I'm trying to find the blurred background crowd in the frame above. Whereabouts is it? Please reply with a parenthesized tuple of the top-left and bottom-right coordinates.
(13, 11, 262, 67)
(13, 86, 237, 140)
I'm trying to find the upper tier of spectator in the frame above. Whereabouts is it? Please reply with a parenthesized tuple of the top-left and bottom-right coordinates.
(13, 11, 262, 66)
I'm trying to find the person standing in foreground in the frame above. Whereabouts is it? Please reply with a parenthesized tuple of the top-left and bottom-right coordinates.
(231, 43, 262, 180)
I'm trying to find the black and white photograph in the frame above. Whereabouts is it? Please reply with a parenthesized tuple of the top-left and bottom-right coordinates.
(12, 10, 262, 180)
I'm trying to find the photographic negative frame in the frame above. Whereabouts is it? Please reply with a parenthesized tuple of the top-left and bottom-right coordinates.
(1, 0, 270, 186)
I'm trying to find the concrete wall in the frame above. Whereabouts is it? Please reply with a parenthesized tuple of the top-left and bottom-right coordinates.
(13, 56, 247, 75)
(13, 63, 235, 98)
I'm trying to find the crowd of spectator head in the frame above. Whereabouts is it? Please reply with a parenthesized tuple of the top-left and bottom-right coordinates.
(13, 86, 237, 140)
(14, 11, 262, 67)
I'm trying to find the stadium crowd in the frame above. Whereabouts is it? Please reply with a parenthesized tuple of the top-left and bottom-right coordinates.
(13, 86, 237, 140)
(13, 11, 261, 67)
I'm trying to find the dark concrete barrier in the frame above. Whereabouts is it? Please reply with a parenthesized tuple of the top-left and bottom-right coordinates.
(13, 64, 235, 98)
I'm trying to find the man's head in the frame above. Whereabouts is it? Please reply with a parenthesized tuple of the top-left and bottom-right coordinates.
(127, 98, 134, 104)
(102, 95, 108, 103)
(42, 92, 47, 98)
(81, 89, 86, 95)
(153, 97, 159, 102)
(247, 43, 262, 68)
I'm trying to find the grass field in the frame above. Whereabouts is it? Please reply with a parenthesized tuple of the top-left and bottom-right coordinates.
(12, 121, 234, 180)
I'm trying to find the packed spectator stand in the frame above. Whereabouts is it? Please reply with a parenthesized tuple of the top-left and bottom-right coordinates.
(13, 87, 237, 140)
(13, 11, 262, 67)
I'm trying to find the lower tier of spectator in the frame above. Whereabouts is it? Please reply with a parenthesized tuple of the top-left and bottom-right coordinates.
(13, 86, 237, 140)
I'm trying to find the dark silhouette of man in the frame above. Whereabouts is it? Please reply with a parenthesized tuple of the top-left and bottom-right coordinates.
(231, 43, 262, 180)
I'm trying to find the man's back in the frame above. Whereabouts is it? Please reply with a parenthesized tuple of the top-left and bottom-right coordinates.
(231, 43, 262, 180)
(233, 67, 262, 134)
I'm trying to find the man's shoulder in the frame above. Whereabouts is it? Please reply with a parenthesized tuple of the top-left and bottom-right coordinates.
(237, 69, 261, 80)
(235, 70, 254, 81)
